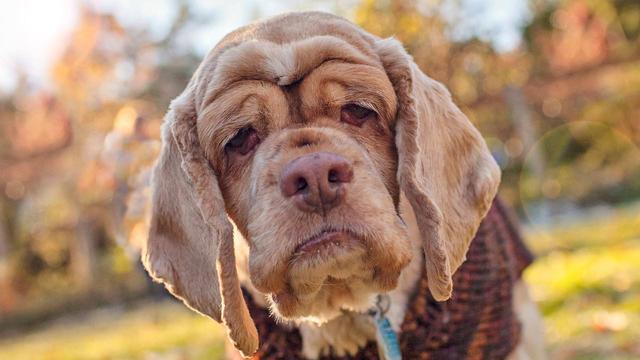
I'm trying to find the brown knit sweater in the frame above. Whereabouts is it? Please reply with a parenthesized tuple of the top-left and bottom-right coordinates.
(245, 199, 534, 359)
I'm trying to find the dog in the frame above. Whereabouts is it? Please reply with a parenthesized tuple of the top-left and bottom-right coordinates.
(141, 11, 546, 359)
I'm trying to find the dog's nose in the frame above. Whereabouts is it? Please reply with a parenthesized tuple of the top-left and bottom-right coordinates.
(280, 152, 353, 213)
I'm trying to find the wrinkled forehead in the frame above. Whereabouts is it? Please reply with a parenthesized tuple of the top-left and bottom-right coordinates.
(192, 12, 384, 112)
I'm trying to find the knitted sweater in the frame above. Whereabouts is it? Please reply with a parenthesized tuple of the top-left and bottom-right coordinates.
(245, 199, 534, 359)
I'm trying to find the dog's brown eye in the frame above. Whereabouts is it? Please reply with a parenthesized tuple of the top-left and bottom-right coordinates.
(340, 104, 376, 126)
(226, 127, 260, 155)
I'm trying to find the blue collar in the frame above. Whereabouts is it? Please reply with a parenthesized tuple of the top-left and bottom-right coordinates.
(369, 294, 402, 360)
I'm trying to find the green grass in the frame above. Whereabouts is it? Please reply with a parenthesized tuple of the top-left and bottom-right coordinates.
(524, 205, 640, 255)
(0, 300, 226, 360)
(524, 205, 640, 359)
(1, 205, 639, 359)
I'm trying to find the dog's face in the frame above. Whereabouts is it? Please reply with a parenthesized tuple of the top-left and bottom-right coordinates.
(207, 59, 411, 321)
(142, 12, 501, 356)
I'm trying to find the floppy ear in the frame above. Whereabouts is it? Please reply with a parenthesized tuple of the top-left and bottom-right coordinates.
(377, 38, 501, 301)
(141, 89, 258, 356)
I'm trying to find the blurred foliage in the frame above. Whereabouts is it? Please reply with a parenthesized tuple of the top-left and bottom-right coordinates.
(0, 3, 196, 321)
(355, 0, 640, 210)
(0, 0, 639, 359)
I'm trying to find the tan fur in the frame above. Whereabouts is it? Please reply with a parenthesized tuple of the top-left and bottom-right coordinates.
(143, 87, 258, 356)
(376, 38, 501, 300)
(142, 11, 525, 358)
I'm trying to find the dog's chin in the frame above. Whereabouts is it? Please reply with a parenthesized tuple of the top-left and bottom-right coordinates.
(266, 231, 408, 322)
(268, 274, 379, 323)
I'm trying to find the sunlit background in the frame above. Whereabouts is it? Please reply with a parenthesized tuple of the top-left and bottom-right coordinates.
(0, 0, 639, 359)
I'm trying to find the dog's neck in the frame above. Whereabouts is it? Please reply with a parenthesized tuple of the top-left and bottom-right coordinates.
(234, 194, 424, 358)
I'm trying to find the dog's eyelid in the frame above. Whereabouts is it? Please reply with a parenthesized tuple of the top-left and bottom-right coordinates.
(219, 115, 262, 145)
(350, 101, 377, 114)
(225, 126, 261, 155)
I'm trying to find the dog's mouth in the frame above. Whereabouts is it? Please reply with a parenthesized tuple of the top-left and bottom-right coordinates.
(292, 228, 363, 260)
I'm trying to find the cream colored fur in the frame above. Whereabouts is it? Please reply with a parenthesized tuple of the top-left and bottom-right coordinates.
(142, 11, 544, 359)
(507, 281, 548, 360)
(295, 194, 424, 359)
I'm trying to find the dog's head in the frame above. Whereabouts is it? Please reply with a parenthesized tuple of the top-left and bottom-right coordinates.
(142, 12, 500, 356)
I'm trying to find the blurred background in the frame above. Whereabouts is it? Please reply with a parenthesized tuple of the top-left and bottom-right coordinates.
(0, 0, 638, 359)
